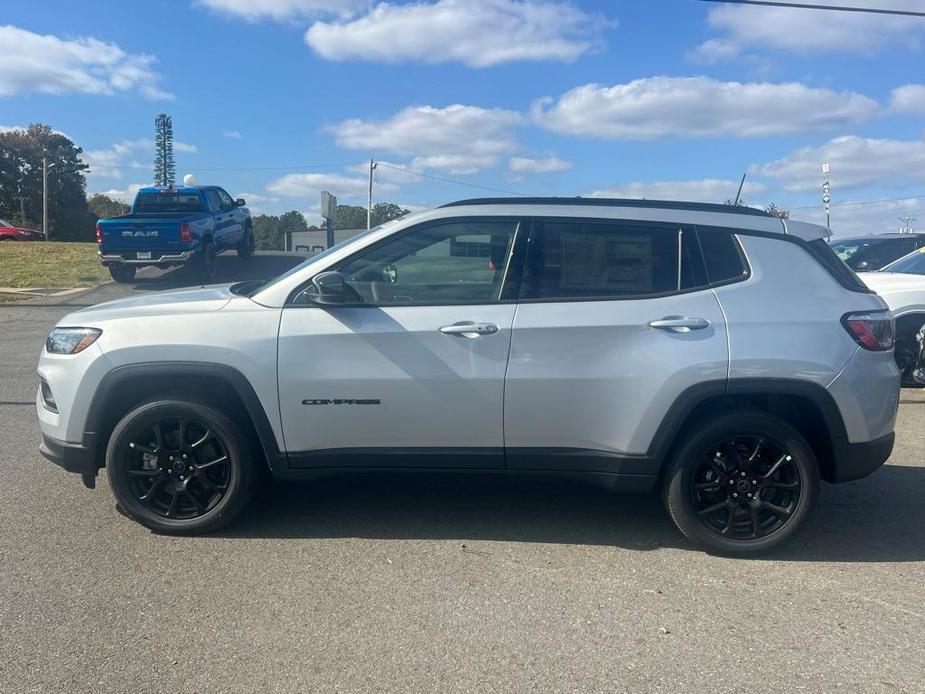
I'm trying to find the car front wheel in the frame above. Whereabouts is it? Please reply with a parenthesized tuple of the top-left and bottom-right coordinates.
(106, 398, 259, 534)
(662, 411, 819, 555)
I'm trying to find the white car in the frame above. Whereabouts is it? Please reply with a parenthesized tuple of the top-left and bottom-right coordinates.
(36, 197, 900, 554)
(858, 247, 925, 385)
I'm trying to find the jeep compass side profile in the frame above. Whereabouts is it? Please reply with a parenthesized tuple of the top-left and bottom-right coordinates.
(37, 198, 900, 554)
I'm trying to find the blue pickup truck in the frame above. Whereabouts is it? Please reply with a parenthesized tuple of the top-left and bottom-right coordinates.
(96, 185, 254, 283)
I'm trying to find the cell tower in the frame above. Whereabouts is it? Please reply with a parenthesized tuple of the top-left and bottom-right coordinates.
(153, 114, 175, 187)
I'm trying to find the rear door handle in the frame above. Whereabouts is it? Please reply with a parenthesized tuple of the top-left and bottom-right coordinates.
(439, 322, 499, 338)
(648, 316, 710, 332)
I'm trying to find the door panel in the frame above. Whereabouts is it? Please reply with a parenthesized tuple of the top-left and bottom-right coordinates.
(277, 305, 516, 465)
(504, 291, 727, 460)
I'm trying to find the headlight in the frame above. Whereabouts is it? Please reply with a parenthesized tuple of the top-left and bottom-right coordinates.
(45, 328, 102, 354)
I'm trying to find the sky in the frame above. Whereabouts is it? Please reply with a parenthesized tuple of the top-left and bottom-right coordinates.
(2, 0, 925, 235)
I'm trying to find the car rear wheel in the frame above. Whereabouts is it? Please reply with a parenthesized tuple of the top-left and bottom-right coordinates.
(106, 398, 259, 534)
(237, 226, 255, 260)
(662, 411, 819, 555)
(198, 240, 217, 280)
(108, 265, 137, 283)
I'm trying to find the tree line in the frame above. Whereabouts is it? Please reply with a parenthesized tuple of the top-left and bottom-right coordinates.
(0, 122, 411, 244)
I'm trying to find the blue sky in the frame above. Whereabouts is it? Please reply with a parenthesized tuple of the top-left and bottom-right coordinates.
(2, 0, 925, 234)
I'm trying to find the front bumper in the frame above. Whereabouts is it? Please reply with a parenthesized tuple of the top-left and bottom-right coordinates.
(99, 250, 193, 265)
(39, 433, 98, 476)
(830, 431, 895, 483)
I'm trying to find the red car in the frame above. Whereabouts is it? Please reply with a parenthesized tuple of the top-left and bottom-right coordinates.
(0, 219, 44, 241)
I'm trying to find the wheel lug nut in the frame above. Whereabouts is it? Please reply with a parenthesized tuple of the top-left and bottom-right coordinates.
(747, 493, 752, 498)
(733, 493, 738, 498)
(188, 465, 193, 471)
(741, 472, 746, 477)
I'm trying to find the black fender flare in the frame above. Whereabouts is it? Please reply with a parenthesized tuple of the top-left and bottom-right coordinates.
(82, 362, 286, 469)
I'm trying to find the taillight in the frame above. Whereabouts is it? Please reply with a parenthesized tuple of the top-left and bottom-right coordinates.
(95, 223, 102, 244)
(842, 311, 894, 351)
(180, 223, 192, 243)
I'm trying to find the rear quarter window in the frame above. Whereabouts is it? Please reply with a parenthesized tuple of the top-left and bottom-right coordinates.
(698, 230, 749, 285)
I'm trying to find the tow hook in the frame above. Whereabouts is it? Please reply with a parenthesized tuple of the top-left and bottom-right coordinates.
(81, 472, 97, 490)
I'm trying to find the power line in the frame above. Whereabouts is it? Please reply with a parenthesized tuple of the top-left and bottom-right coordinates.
(698, 0, 925, 17)
(85, 162, 360, 173)
(376, 162, 532, 196)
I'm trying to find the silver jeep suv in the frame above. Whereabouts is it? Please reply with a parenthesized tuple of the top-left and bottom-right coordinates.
(37, 198, 900, 554)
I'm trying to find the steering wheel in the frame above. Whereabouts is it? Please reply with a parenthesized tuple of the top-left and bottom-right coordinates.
(382, 264, 398, 285)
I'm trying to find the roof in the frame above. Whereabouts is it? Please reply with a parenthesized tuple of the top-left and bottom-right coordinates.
(137, 185, 214, 193)
(440, 197, 772, 217)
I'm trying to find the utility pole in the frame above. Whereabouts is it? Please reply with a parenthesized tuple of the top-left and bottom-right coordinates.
(367, 158, 377, 229)
(822, 162, 831, 230)
(42, 152, 56, 240)
(16, 196, 27, 225)
(899, 216, 917, 234)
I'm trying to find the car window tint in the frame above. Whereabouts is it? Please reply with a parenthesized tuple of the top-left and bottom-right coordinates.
(881, 247, 925, 275)
(846, 238, 918, 271)
(206, 190, 223, 211)
(699, 230, 749, 284)
(328, 220, 518, 306)
(520, 222, 681, 300)
(680, 229, 708, 291)
(219, 190, 234, 208)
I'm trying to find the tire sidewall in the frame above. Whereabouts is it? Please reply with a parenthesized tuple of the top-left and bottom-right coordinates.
(106, 399, 252, 534)
(663, 412, 820, 555)
(199, 240, 216, 279)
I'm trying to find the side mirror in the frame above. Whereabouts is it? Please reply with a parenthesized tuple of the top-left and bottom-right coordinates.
(236, 198, 246, 207)
(311, 271, 346, 305)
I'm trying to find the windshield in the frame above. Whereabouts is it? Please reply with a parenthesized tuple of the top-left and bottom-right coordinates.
(830, 238, 884, 261)
(880, 248, 925, 275)
(134, 192, 204, 213)
(0, 219, 10, 227)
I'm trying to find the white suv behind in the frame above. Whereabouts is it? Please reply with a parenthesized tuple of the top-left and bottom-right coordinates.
(37, 198, 900, 554)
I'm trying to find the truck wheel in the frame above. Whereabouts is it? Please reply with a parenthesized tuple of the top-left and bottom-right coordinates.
(198, 240, 217, 281)
(108, 265, 136, 283)
(662, 411, 819, 556)
(237, 227, 255, 260)
(106, 398, 259, 534)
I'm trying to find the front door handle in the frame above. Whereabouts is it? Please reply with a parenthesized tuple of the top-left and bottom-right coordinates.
(439, 322, 499, 338)
(648, 316, 710, 333)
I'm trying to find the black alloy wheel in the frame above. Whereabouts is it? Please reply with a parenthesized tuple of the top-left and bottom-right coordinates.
(107, 399, 258, 533)
(690, 436, 801, 541)
(199, 240, 217, 280)
(663, 411, 819, 555)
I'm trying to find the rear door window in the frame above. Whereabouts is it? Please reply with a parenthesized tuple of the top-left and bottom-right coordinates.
(206, 190, 224, 212)
(520, 221, 703, 301)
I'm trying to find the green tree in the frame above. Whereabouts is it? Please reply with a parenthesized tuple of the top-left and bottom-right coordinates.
(371, 202, 410, 226)
(0, 123, 93, 240)
(251, 214, 281, 251)
(765, 203, 790, 220)
(334, 204, 367, 230)
(88, 193, 130, 220)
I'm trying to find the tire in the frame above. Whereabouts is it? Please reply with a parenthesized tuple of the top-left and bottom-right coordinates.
(197, 239, 217, 281)
(108, 265, 137, 283)
(895, 318, 925, 388)
(237, 226, 255, 260)
(106, 398, 259, 534)
(662, 411, 819, 556)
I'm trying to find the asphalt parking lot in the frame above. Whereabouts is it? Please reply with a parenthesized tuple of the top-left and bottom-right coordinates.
(1, 253, 923, 693)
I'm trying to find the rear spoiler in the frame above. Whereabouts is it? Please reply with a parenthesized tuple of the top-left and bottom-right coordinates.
(782, 219, 830, 242)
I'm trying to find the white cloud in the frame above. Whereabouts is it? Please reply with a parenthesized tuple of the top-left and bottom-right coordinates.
(508, 156, 572, 174)
(197, 0, 364, 21)
(305, 0, 608, 67)
(686, 38, 741, 64)
(328, 104, 523, 173)
(267, 172, 397, 200)
(585, 178, 767, 204)
(223, 130, 243, 139)
(796, 197, 925, 238)
(0, 25, 171, 100)
(697, 0, 925, 57)
(94, 183, 148, 204)
(84, 138, 198, 178)
(532, 76, 879, 140)
(751, 135, 925, 193)
(891, 84, 925, 115)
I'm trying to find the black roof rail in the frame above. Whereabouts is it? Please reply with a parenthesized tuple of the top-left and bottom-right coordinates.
(439, 197, 773, 217)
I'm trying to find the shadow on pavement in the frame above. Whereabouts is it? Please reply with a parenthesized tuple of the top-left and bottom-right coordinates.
(220, 464, 925, 562)
(126, 252, 305, 292)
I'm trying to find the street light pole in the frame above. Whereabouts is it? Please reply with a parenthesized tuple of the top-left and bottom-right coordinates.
(42, 153, 56, 240)
(367, 158, 377, 230)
